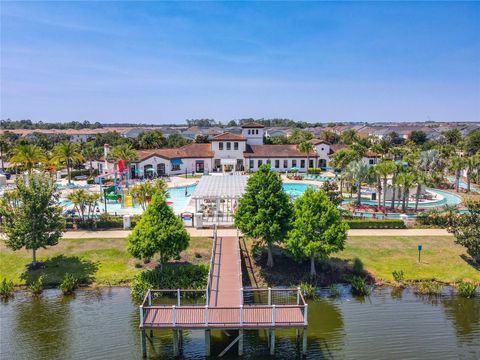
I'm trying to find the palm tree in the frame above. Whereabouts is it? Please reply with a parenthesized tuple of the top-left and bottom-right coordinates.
(345, 160, 370, 205)
(413, 169, 428, 212)
(0, 135, 11, 171)
(395, 170, 416, 212)
(9, 143, 47, 174)
(52, 142, 85, 184)
(374, 160, 396, 209)
(465, 153, 480, 192)
(82, 141, 101, 176)
(330, 149, 360, 194)
(448, 156, 466, 192)
(298, 142, 314, 172)
(110, 144, 137, 174)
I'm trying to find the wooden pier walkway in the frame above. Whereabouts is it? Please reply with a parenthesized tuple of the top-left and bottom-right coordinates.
(139, 228, 308, 356)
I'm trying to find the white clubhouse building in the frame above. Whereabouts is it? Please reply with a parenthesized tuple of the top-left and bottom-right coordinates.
(99, 122, 378, 177)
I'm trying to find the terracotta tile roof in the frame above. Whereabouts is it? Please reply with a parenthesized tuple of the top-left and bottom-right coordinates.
(240, 122, 265, 129)
(308, 139, 331, 145)
(243, 145, 316, 158)
(212, 132, 246, 141)
(133, 143, 213, 162)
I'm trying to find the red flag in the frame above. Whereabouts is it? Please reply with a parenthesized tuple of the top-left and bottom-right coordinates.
(117, 159, 125, 172)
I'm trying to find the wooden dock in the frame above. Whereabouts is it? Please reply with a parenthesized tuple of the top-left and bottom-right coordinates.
(139, 228, 308, 357)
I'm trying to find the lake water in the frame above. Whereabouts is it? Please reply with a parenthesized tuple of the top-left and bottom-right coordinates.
(1, 287, 479, 359)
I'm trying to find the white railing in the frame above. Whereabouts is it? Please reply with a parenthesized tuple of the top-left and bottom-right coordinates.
(206, 224, 218, 305)
(140, 287, 308, 328)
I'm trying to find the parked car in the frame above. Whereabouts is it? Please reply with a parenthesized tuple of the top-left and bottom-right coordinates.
(0, 170, 12, 180)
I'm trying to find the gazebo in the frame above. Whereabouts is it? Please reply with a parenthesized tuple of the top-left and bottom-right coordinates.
(191, 175, 248, 227)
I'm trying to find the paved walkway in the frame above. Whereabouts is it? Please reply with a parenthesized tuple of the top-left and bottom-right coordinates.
(58, 228, 451, 239)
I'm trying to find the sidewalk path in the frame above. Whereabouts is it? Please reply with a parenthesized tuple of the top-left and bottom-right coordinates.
(58, 228, 451, 239)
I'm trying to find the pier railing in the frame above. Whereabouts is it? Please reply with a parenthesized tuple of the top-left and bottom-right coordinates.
(140, 287, 308, 328)
(205, 224, 218, 305)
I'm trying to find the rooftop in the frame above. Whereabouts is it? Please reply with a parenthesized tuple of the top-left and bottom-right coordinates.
(191, 175, 248, 199)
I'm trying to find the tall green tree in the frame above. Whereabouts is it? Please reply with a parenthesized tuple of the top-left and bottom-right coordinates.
(340, 129, 359, 145)
(374, 160, 396, 209)
(465, 154, 480, 193)
(110, 144, 137, 173)
(0, 174, 65, 267)
(137, 130, 166, 149)
(51, 142, 85, 184)
(448, 200, 480, 264)
(9, 143, 47, 174)
(345, 160, 370, 205)
(234, 165, 291, 267)
(395, 170, 416, 212)
(464, 129, 480, 156)
(288, 129, 313, 144)
(82, 141, 102, 175)
(448, 156, 466, 192)
(298, 141, 314, 169)
(287, 188, 348, 277)
(329, 148, 360, 194)
(127, 192, 189, 268)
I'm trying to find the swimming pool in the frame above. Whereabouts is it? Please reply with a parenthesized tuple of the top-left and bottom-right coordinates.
(282, 183, 319, 198)
(445, 176, 479, 193)
(342, 188, 462, 209)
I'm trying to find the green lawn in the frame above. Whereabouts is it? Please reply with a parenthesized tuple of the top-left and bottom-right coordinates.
(0, 237, 212, 287)
(336, 236, 479, 284)
(2, 235, 478, 288)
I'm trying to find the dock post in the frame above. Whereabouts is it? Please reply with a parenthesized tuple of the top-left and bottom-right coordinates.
(302, 329, 308, 356)
(238, 329, 244, 356)
(270, 329, 275, 355)
(173, 330, 179, 356)
(205, 330, 211, 356)
(179, 330, 183, 348)
(141, 330, 147, 358)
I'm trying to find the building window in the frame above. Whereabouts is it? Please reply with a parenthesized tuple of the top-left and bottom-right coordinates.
(292, 160, 297, 167)
(234, 142, 238, 150)
(267, 159, 271, 165)
(275, 160, 280, 168)
(301, 160, 305, 168)
(309, 159, 314, 168)
(227, 142, 231, 150)
(321, 147, 324, 151)
(283, 160, 288, 168)
(369, 158, 375, 165)
(248, 129, 251, 135)
(219, 142, 223, 150)
(249, 159, 254, 168)
(171, 164, 181, 171)
(256, 129, 259, 135)
(258, 160, 263, 167)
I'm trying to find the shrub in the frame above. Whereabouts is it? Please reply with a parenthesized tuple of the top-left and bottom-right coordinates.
(194, 252, 202, 259)
(346, 219, 406, 229)
(131, 265, 209, 300)
(59, 273, 78, 295)
(414, 281, 442, 296)
(392, 270, 405, 283)
(416, 209, 451, 228)
(0, 278, 14, 300)
(350, 276, 371, 296)
(299, 282, 316, 299)
(28, 275, 45, 296)
(352, 257, 364, 275)
(457, 281, 477, 298)
(329, 284, 340, 297)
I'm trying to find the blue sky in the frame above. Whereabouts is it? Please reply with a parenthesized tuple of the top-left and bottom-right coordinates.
(1, 1, 479, 124)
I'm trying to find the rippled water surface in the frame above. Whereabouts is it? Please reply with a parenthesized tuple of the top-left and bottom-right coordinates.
(1, 287, 479, 359)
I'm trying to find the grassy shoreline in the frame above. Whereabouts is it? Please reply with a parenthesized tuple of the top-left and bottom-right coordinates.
(1, 235, 478, 290)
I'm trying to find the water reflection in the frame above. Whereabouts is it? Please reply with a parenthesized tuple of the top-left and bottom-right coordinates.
(11, 290, 72, 359)
(1, 287, 479, 360)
